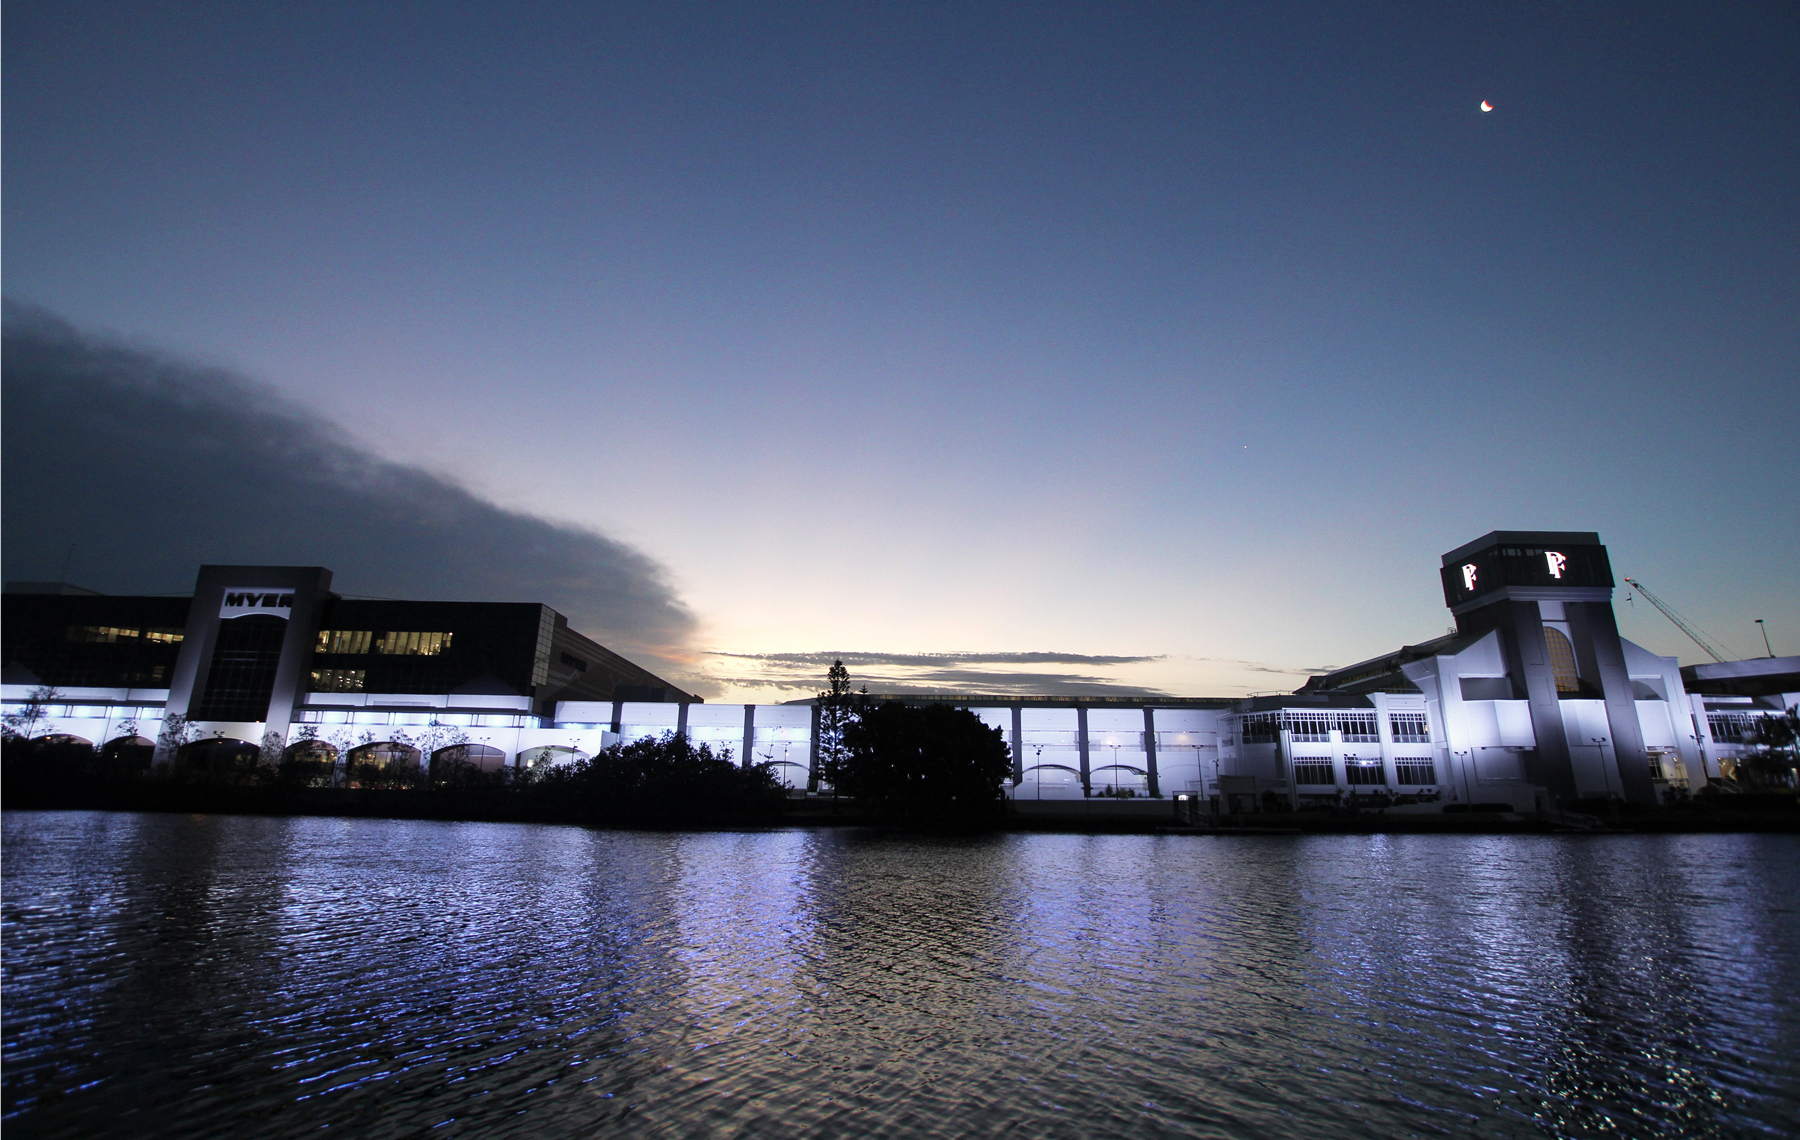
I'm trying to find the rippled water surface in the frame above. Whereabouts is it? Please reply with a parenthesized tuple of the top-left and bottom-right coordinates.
(4, 813, 1798, 1138)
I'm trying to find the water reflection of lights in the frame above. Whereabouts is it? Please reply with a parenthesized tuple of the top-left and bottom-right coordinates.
(3, 817, 1796, 1137)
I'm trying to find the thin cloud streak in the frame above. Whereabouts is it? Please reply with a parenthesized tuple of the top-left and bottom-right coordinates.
(712, 650, 1165, 668)
(690, 666, 1168, 699)
(694, 648, 1330, 699)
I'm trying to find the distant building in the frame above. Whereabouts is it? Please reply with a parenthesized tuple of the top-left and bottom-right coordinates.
(1680, 656, 1800, 782)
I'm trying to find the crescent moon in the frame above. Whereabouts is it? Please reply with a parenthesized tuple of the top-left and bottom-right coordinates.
(1480, 100, 1494, 112)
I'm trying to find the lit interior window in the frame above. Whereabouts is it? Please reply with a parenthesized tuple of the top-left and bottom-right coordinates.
(310, 668, 367, 693)
(316, 630, 374, 654)
(1544, 627, 1581, 693)
(374, 631, 453, 656)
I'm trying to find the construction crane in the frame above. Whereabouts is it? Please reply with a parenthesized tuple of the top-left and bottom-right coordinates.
(1623, 576, 1732, 663)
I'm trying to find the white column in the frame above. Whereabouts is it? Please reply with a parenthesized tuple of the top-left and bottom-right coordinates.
(1372, 693, 1398, 789)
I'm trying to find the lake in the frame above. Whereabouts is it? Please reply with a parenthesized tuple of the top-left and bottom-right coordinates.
(4, 812, 1797, 1137)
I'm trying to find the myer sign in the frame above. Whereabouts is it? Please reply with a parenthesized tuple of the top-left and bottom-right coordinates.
(220, 588, 295, 620)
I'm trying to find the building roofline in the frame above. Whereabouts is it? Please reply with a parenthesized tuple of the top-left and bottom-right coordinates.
(1441, 530, 1602, 565)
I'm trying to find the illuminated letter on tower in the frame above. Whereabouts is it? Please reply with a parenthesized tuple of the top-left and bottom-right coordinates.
(1461, 564, 1478, 592)
(1545, 551, 1567, 579)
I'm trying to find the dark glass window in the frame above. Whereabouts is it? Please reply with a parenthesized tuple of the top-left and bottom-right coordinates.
(1285, 713, 1332, 742)
(1240, 714, 1280, 744)
(1395, 760, 1437, 784)
(1390, 714, 1431, 742)
(3, 596, 190, 688)
(192, 615, 290, 721)
(1292, 760, 1335, 785)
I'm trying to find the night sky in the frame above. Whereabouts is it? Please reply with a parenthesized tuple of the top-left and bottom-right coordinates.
(5, 2, 1796, 699)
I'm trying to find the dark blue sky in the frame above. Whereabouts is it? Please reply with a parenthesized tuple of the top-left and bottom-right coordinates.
(6, 2, 1796, 696)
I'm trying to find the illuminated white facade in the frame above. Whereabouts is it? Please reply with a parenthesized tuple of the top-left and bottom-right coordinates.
(1397, 628, 1702, 809)
(0, 680, 1236, 795)
(974, 704, 1224, 799)
(1214, 694, 1442, 810)
(1201, 532, 1799, 814)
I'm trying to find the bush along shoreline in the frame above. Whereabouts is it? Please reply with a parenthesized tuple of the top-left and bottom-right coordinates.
(1, 732, 789, 829)
(0, 698, 1022, 831)
(0, 701, 1014, 830)
(7, 724, 1796, 834)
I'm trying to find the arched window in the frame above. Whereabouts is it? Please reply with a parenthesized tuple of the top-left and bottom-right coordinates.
(1018, 762, 1084, 800)
(1092, 762, 1151, 797)
(103, 735, 156, 771)
(761, 758, 812, 791)
(282, 740, 339, 785)
(1544, 627, 1581, 694)
(175, 738, 259, 778)
(284, 740, 338, 764)
(431, 744, 508, 780)
(516, 745, 588, 774)
(345, 742, 422, 787)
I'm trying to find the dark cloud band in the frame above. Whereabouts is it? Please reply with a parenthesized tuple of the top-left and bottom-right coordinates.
(1, 301, 695, 671)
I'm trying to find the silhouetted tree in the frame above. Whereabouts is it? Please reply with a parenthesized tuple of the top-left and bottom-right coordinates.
(1, 686, 61, 741)
(153, 712, 198, 769)
(3, 733, 97, 800)
(834, 702, 1011, 828)
(258, 730, 286, 773)
(814, 659, 868, 793)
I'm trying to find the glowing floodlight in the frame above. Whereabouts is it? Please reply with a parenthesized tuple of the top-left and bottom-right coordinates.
(1480, 100, 1493, 112)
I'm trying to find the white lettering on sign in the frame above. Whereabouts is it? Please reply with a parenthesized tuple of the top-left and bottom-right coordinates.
(1461, 564, 1478, 592)
(220, 589, 295, 620)
(1545, 551, 1567, 579)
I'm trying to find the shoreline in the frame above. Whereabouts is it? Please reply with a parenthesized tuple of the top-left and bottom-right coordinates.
(4, 787, 1796, 836)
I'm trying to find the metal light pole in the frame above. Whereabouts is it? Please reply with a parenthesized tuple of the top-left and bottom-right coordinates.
(1455, 748, 1475, 806)
(1756, 619, 1774, 658)
(1592, 735, 1616, 801)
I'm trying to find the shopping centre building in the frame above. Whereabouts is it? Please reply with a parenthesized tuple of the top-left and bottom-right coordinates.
(1, 564, 699, 778)
(4, 535, 1794, 804)
(1210, 532, 1798, 811)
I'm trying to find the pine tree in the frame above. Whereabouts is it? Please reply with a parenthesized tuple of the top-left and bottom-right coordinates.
(815, 659, 863, 792)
